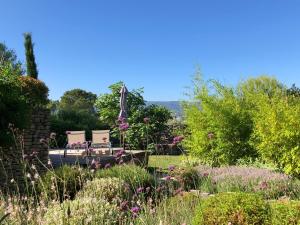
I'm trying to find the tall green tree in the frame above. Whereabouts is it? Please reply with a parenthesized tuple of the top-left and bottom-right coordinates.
(24, 33, 38, 79)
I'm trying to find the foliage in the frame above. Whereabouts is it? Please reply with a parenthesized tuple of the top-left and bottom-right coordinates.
(24, 33, 38, 79)
(95, 82, 173, 149)
(251, 92, 300, 176)
(49, 89, 105, 147)
(183, 73, 258, 166)
(77, 178, 125, 202)
(169, 167, 199, 191)
(19, 76, 49, 106)
(95, 82, 145, 127)
(0, 42, 23, 74)
(184, 73, 300, 177)
(196, 165, 300, 199)
(38, 165, 91, 201)
(43, 197, 120, 225)
(0, 64, 29, 145)
(192, 192, 271, 225)
(95, 164, 155, 191)
(50, 109, 105, 147)
(137, 193, 201, 225)
(59, 88, 97, 114)
(125, 104, 173, 149)
(270, 200, 300, 225)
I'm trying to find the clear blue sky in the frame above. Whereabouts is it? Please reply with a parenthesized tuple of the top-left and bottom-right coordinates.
(1, 0, 300, 101)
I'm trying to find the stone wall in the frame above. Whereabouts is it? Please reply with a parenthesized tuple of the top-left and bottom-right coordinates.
(0, 108, 50, 193)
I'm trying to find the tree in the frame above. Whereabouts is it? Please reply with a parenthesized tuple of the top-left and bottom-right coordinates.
(125, 104, 173, 149)
(94, 82, 145, 126)
(183, 74, 285, 166)
(24, 33, 38, 79)
(59, 89, 97, 114)
(287, 84, 300, 97)
(0, 43, 23, 74)
(49, 89, 102, 147)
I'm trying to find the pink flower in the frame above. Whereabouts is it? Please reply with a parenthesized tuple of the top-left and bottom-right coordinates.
(136, 187, 144, 193)
(131, 206, 140, 214)
(119, 122, 129, 131)
(168, 165, 175, 171)
(172, 136, 184, 145)
(105, 163, 111, 169)
(143, 117, 150, 124)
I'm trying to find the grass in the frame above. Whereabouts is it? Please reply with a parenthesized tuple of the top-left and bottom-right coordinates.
(148, 155, 183, 170)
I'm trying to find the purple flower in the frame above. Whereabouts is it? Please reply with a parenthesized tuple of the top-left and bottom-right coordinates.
(119, 122, 129, 131)
(137, 187, 144, 193)
(172, 136, 184, 145)
(104, 163, 111, 169)
(168, 165, 175, 171)
(165, 175, 172, 181)
(131, 206, 140, 214)
(120, 201, 129, 211)
(117, 116, 126, 124)
(143, 117, 150, 124)
(119, 159, 124, 165)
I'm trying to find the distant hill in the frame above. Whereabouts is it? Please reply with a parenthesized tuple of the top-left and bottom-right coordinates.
(146, 101, 182, 117)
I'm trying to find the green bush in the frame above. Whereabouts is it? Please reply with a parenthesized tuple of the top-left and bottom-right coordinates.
(95, 164, 155, 191)
(38, 165, 91, 201)
(270, 200, 300, 225)
(77, 178, 125, 202)
(137, 193, 201, 225)
(193, 192, 271, 225)
(169, 167, 199, 191)
(43, 197, 120, 225)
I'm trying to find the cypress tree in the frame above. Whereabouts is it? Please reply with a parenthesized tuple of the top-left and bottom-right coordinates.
(24, 33, 38, 79)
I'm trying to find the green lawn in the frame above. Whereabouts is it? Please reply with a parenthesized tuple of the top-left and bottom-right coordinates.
(148, 155, 183, 170)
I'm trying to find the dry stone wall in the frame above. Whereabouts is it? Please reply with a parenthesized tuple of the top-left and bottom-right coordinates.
(0, 108, 50, 193)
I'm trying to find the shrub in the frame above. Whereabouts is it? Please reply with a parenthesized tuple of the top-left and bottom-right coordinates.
(169, 167, 199, 191)
(38, 165, 91, 201)
(196, 165, 300, 199)
(192, 192, 271, 225)
(77, 178, 125, 202)
(270, 200, 300, 225)
(43, 197, 120, 225)
(137, 193, 201, 225)
(19, 76, 49, 107)
(95, 164, 155, 191)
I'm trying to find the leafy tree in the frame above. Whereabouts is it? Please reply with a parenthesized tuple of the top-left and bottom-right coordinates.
(50, 89, 102, 147)
(59, 89, 97, 114)
(24, 33, 38, 79)
(94, 82, 145, 126)
(183, 73, 285, 166)
(287, 84, 300, 97)
(125, 104, 173, 149)
(0, 42, 23, 74)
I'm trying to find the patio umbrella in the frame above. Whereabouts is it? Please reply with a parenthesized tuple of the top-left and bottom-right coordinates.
(118, 84, 128, 119)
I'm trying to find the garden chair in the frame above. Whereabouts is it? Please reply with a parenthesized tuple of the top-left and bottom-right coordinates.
(65, 131, 86, 157)
(92, 130, 112, 155)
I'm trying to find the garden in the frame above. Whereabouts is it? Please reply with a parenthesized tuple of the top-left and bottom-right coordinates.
(1, 38, 300, 225)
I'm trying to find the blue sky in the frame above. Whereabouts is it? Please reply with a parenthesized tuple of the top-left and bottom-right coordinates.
(1, 0, 300, 100)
